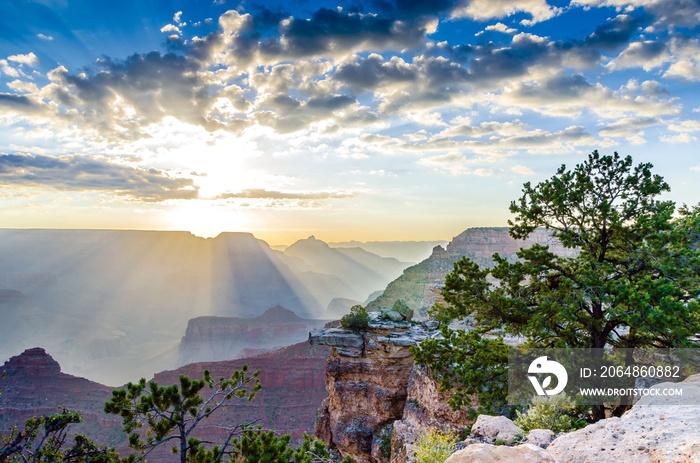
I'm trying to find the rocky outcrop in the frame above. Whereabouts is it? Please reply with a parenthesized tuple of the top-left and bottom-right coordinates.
(526, 429, 555, 448)
(547, 375, 700, 463)
(310, 321, 430, 463)
(366, 228, 576, 318)
(310, 321, 471, 463)
(179, 306, 328, 364)
(390, 366, 472, 463)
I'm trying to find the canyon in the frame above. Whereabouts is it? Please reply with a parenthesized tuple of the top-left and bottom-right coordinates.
(0, 230, 410, 385)
(0, 342, 328, 462)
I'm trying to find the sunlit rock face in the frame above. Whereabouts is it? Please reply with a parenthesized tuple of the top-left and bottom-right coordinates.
(367, 227, 577, 318)
(310, 321, 469, 463)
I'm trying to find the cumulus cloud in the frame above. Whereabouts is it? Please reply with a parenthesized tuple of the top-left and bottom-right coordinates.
(481, 22, 518, 35)
(498, 73, 679, 119)
(451, 0, 563, 25)
(598, 117, 660, 137)
(660, 132, 697, 143)
(7, 52, 39, 66)
(0, 0, 690, 159)
(0, 152, 198, 201)
(160, 24, 182, 35)
(573, 0, 700, 28)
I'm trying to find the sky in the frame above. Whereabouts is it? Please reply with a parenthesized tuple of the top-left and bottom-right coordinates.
(0, 0, 699, 245)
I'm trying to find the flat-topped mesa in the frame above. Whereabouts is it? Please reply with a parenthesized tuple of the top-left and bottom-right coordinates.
(309, 320, 439, 463)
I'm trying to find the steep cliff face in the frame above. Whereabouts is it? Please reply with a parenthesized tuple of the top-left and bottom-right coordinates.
(179, 306, 328, 364)
(390, 366, 472, 463)
(367, 228, 576, 317)
(155, 340, 329, 445)
(310, 321, 465, 463)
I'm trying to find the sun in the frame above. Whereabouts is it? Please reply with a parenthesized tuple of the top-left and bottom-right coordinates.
(165, 200, 247, 238)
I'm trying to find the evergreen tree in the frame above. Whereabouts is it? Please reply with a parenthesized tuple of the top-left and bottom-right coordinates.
(414, 151, 700, 417)
(0, 409, 120, 463)
(104, 367, 261, 463)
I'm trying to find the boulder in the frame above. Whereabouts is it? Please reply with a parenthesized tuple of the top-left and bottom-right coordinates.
(547, 377, 700, 463)
(445, 443, 557, 463)
(526, 429, 555, 448)
(471, 415, 525, 445)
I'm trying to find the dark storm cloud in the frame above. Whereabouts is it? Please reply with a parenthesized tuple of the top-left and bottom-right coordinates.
(218, 188, 356, 200)
(0, 153, 198, 201)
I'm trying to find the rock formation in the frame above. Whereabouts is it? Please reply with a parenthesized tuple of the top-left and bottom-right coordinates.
(546, 374, 700, 463)
(366, 228, 576, 317)
(390, 365, 472, 463)
(470, 414, 524, 445)
(0, 348, 122, 447)
(440, 373, 700, 463)
(0, 342, 330, 462)
(179, 305, 328, 364)
(0, 229, 414, 384)
(310, 320, 471, 463)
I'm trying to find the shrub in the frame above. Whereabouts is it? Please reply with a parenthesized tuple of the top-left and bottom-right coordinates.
(340, 305, 370, 331)
(514, 395, 587, 433)
(414, 428, 457, 463)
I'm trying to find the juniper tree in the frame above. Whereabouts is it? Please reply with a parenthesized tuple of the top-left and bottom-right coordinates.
(413, 151, 700, 418)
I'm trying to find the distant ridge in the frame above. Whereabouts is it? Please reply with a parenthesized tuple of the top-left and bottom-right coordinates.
(366, 227, 576, 317)
(179, 305, 328, 364)
(328, 240, 449, 263)
(0, 229, 414, 384)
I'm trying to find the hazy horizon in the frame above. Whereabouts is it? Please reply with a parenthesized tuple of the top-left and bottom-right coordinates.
(0, 225, 454, 248)
(0, 0, 698, 243)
